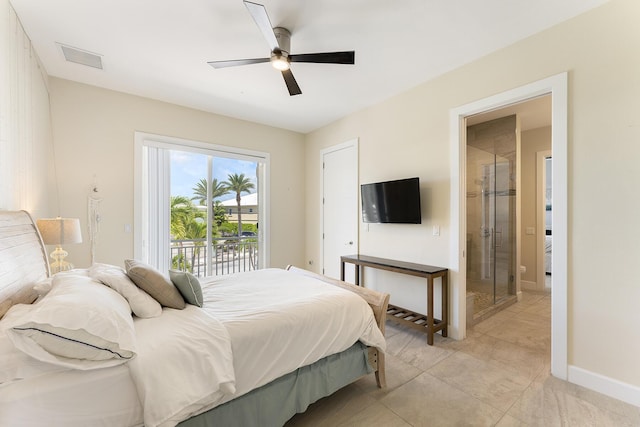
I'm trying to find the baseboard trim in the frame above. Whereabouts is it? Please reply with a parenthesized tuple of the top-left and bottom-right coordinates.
(568, 365, 640, 407)
(521, 279, 543, 291)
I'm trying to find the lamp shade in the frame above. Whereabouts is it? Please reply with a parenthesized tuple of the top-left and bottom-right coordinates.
(36, 218, 83, 245)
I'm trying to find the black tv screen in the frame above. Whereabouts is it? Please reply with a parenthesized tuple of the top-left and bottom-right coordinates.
(361, 177, 421, 224)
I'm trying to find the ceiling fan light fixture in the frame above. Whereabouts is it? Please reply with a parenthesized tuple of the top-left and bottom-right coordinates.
(270, 52, 290, 71)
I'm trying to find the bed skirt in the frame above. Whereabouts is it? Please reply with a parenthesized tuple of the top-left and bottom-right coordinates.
(178, 341, 371, 427)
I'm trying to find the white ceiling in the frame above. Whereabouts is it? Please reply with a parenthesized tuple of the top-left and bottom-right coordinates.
(10, 0, 607, 133)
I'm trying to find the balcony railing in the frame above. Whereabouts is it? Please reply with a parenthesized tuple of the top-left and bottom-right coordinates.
(170, 237, 258, 277)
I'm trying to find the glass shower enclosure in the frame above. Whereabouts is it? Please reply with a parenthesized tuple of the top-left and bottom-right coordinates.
(466, 115, 517, 318)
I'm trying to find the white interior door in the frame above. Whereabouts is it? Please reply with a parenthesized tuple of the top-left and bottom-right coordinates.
(322, 140, 358, 280)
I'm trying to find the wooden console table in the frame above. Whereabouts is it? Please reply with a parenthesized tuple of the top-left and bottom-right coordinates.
(340, 254, 448, 345)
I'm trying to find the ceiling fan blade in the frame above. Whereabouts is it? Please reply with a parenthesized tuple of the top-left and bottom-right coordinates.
(208, 58, 270, 69)
(281, 69, 302, 96)
(243, 1, 279, 51)
(289, 51, 355, 65)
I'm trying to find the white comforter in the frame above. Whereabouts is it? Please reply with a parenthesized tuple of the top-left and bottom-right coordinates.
(201, 268, 386, 400)
(128, 306, 235, 427)
(129, 268, 385, 426)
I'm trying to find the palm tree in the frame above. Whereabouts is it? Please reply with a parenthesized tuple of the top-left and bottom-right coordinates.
(183, 219, 207, 272)
(170, 196, 208, 272)
(170, 195, 195, 240)
(213, 200, 227, 226)
(222, 173, 255, 236)
(191, 178, 229, 205)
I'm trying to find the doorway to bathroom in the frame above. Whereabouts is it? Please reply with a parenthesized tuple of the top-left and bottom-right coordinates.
(464, 94, 553, 325)
(452, 73, 567, 378)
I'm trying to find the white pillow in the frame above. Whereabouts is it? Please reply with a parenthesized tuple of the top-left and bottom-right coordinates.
(89, 263, 162, 318)
(33, 278, 53, 298)
(0, 330, 67, 384)
(3, 273, 137, 370)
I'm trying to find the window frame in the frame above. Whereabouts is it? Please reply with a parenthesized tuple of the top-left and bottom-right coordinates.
(133, 132, 270, 272)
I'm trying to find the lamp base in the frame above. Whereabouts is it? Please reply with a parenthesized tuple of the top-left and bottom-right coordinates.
(49, 246, 74, 274)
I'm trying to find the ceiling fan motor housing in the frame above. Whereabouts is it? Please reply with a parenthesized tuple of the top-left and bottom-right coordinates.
(273, 27, 291, 54)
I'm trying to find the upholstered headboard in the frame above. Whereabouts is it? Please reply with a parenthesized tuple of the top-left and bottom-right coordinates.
(0, 210, 50, 318)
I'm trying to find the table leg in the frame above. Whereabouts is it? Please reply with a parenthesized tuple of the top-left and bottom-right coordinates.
(340, 261, 345, 281)
(427, 276, 434, 345)
(441, 272, 448, 337)
(354, 265, 360, 286)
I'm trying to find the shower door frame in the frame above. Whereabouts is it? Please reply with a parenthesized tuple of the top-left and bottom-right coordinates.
(466, 129, 518, 312)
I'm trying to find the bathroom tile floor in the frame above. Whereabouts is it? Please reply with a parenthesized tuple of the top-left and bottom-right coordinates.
(287, 289, 640, 426)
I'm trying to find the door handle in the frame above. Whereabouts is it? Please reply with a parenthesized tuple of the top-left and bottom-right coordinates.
(491, 227, 496, 249)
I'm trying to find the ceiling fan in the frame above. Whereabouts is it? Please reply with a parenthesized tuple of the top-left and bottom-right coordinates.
(208, 0, 355, 96)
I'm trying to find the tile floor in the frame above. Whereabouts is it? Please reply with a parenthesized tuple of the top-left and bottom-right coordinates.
(287, 289, 640, 426)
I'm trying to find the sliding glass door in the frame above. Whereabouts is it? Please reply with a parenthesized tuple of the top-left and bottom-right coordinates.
(135, 133, 269, 276)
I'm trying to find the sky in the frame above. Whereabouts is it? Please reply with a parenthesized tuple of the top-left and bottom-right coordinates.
(170, 150, 258, 203)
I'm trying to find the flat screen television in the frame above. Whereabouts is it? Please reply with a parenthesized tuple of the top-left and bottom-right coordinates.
(361, 177, 421, 224)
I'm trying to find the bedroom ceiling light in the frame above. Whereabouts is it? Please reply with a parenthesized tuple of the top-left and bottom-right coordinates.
(270, 51, 290, 71)
(36, 217, 83, 274)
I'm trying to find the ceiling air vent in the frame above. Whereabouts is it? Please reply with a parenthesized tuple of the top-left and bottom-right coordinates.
(58, 43, 103, 69)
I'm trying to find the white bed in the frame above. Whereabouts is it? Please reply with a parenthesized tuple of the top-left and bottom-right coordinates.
(0, 210, 389, 426)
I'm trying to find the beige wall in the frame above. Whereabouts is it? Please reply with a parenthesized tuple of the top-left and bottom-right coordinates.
(49, 78, 305, 270)
(305, 0, 640, 390)
(520, 127, 551, 286)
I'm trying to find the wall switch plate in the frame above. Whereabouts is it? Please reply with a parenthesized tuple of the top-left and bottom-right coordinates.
(433, 225, 440, 236)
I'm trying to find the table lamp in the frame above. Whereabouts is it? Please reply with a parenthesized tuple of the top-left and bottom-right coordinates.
(36, 217, 82, 274)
